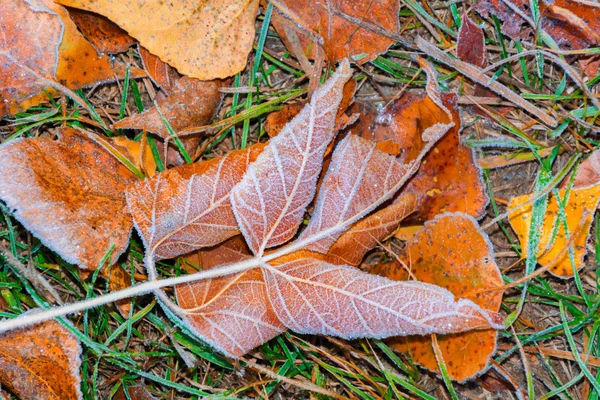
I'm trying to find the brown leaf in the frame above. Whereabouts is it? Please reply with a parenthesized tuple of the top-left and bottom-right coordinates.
(127, 144, 265, 260)
(230, 60, 353, 255)
(272, 0, 399, 63)
(457, 15, 487, 69)
(0, 317, 82, 400)
(114, 47, 228, 158)
(299, 134, 412, 253)
(58, 0, 260, 79)
(0, 128, 138, 270)
(374, 213, 504, 382)
(67, 8, 136, 54)
(114, 385, 155, 400)
(107, 264, 133, 317)
(265, 251, 503, 339)
(0, 0, 142, 117)
(356, 92, 488, 221)
(326, 193, 419, 266)
(475, 0, 600, 51)
(566, 149, 600, 189)
(509, 185, 600, 277)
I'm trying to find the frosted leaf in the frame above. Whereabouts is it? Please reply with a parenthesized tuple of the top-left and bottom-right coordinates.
(230, 60, 353, 255)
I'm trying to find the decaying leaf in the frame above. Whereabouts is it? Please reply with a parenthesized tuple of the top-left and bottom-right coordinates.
(0, 127, 138, 269)
(356, 92, 488, 221)
(67, 8, 136, 54)
(114, 47, 228, 158)
(230, 60, 353, 255)
(272, 0, 399, 63)
(114, 385, 156, 400)
(457, 15, 487, 69)
(566, 149, 600, 190)
(0, 0, 142, 117)
(475, 0, 600, 51)
(126, 144, 265, 260)
(0, 317, 82, 400)
(509, 185, 600, 277)
(58, 0, 261, 79)
(374, 213, 504, 382)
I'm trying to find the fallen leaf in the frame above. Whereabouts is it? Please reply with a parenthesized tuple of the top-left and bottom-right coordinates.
(264, 104, 305, 138)
(374, 213, 504, 382)
(475, 0, 600, 51)
(272, 0, 399, 63)
(0, 0, 142, 117)
(67, 9, 136, 54)
(0, 127, 138, 270)
(457, 15, 487, 69)
(0, 317, 82, 400)
(565, 149, 600, 189)
(111, 136, 157, 177)
(114, 385, 155, 400)
(126, 144, 265, 260)
(230, 60, 353, 255)
(107, 264, 134, 317)
(509, 185, 600, 277)
(114, 47, 228, 158)
(356, 91, 488, 221)
(58, 0, 261, 79)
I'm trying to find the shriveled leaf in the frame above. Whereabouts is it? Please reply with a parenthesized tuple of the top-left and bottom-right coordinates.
(326, 193, 419, 266)
(58, 0, 260, 79)
(457, 15, 487, 68)
(475, 0, 600, 51)
(67, 8, 136, 54)
(177, 236, 284, 358)
(509, 185, 600, 277)
(357, 92, 488, 221)
(264, 252, 503, 339)
(114, 47, 228, 158)
(230, 61, 353, 255)
(0, 318, 82, 400)
(300, 134, 412, 253)
(0, 128, 137, 269)
(0, 0, 142, 117)
(114, 385, 156, 400)
(127, 144, 265, 260)
(272, 0, 399, 63)
(374, 213, 504, 382)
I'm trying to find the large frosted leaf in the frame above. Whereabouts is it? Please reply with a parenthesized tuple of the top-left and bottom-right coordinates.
(299, 134, 412, 253)
(230, 60, 353, 256)
(127, 144, 264, 259)
(263, 253, 503, 338)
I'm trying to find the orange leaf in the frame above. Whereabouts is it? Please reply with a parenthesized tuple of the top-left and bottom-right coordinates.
(508, 185, 600, 277)
(357, 92, 488, 221)
(265, 251, 503, 339)
(0, 318, 82, 400)
(374, 213, 504, 382)
(107, 264, 134, 317)
(111, 136, 157, 177)
(272, 0, 399, 63)
(0, 0, 142, 117)
(67, 8, 136, 54)
(127, 144, 265, 260)
(0, 128, 138, 270)
(230, 60, 353, 255)
(58, 0, 260, 79)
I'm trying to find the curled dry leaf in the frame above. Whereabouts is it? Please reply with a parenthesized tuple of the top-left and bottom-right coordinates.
(0, 128, 138, 270)
(356, 92, 488, 221)
(0, 0, 142, 117)
(475, 0, 600, 51)
(230, 60, 353, 255)
(509, 185, 600, 277)
(114, 47, 228, 159)
(373, 213, 504, 382)
(67, 8, 136, 54)
(126, 144, 265, 260)
(272, 0, 399, 63)
(0, 317, 82, 400)
(58, 0, 260, 79)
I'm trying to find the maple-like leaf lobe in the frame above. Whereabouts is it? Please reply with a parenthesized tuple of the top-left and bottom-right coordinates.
(127, 144, 265, 259)
(0, 318, 82, 400)
(0, 128, 137, 269)
(230, 60, 353, 255)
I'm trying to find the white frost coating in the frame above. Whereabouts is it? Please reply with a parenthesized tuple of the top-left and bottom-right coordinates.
(300, 134, 410, 253)
(230, 60, 353, 256)
(262, 259, 504, 339)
